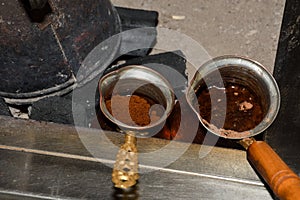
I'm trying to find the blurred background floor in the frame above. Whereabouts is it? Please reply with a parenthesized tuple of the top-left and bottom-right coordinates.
(112, 0, 285, 72)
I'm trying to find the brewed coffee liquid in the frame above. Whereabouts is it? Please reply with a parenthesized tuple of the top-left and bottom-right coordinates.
(197, 83, 264, 132)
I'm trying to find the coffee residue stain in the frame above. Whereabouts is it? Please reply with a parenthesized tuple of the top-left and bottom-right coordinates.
(202, 119, 251, 138)
(197, 83, 264, 137)
(105, 95, 163, 127)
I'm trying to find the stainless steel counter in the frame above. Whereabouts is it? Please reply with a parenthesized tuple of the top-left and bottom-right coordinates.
(0, 116, 274, 199)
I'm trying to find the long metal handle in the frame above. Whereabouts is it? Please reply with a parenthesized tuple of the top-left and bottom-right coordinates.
(112, 132, 139, 189)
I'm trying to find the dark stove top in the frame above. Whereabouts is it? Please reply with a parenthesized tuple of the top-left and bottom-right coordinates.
(264, 0, 300, 175)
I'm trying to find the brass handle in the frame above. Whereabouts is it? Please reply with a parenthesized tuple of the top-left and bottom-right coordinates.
(112, 132, 139, 189)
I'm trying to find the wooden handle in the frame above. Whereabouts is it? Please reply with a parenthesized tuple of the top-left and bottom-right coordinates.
(247, 141, 300, 200)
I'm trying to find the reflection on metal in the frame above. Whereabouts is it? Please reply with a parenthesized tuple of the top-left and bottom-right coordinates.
(238, 137, 256, 150)
(0, 189, 74, 200)
(0, 144, 264, 187)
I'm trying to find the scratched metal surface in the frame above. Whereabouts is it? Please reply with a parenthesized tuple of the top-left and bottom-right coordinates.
(0, 116, 274, 199)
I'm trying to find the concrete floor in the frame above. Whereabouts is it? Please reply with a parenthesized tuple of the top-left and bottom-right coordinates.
(112, 0, 285, 72)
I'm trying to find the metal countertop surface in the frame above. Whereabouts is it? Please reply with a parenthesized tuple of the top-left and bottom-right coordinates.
(0, 115, 274, 199)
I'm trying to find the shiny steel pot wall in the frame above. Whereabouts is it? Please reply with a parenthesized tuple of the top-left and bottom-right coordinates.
(186, 56, 280, 139)
(99, 65, 175, 137)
